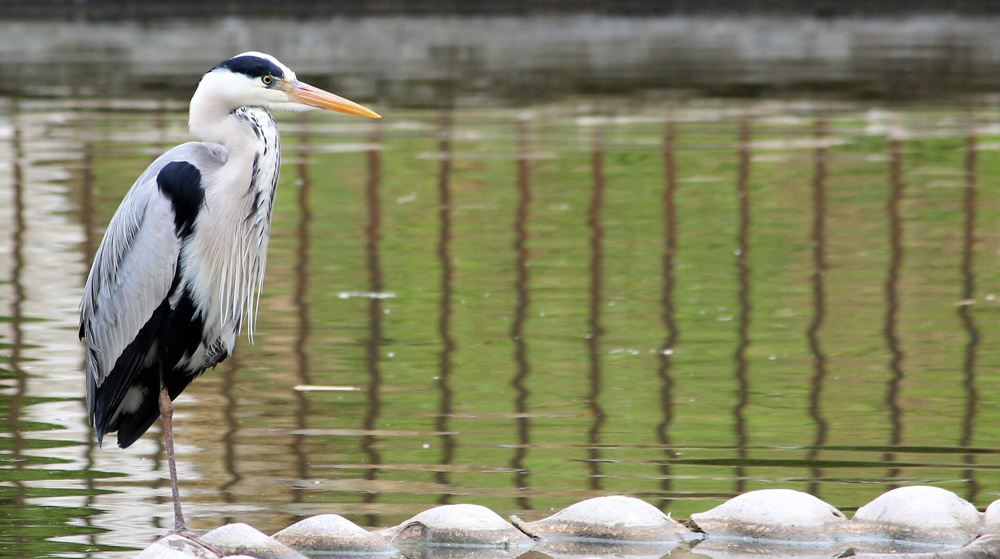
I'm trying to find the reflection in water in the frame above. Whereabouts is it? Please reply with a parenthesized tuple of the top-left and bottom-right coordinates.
(733, 120, 751, 495)
(884, 138, 905, 486)
(511, 120, 532, 511)
(807, 118, 829, 496)
(959, 129, 978, 502)
(221, 352, 241, 522)
(292, 117, 313, 509)
(586, 127, 606, 491)
(435, 113, 456, 504)
(4, 98, 1000, 558)
(656, 121, 678, 511)
(362, 126, 385, 526)
(80, 121, 100, 555)
(9, 97, 28, 554)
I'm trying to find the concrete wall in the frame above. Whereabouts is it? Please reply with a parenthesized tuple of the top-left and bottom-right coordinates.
(1, 15, 999, 101)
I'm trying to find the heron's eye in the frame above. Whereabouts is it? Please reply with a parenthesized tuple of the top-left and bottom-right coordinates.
(262, 76, 273, 86)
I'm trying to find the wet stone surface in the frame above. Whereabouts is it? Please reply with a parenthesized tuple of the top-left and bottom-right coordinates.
(380, 504, 534, 549)
(983, 500, 1000, 534)
(272, 514, 396, 555)
(848, 486, 982, 549)
(132, 534, 222, 559)
(523, 495, 694, 543)
(851, 534, 1000, 559)
(850, 486, 983, 552)
(201, 523, 307, 559)
(130, 486, 1000, 559)
(689, 489, 848, 544)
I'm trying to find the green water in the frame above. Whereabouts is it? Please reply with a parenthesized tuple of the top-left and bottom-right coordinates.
(2, 97, 1000, 557)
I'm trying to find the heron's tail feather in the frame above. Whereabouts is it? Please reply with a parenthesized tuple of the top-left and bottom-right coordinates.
(114, 370, 198, 449)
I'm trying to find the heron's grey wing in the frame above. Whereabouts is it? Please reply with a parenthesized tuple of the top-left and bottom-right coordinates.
(80, 142, 227, 425)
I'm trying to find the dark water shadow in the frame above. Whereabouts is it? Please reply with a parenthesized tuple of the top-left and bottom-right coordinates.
(883, 138, 905, 486)
(656, 120, 678, 511)
(586, 126, 606, 491)
(807, 118, 829, 496)
(959, 126, 979, 503)
(733, 119, 751, 494)
(292, 115, 314, 511)
(362, 125, 386, 526)
(511, 120, 533, 511)
(436, 112, 456, 504)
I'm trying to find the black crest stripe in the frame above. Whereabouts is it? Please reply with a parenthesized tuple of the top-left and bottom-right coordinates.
(214, 55, 285, 80)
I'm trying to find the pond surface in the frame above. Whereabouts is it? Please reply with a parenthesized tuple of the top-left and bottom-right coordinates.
(3, 93, 1000, 558)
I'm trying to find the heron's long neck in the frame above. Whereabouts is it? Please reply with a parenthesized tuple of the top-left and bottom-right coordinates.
(188, 94, 282, 338)
(227, 106, 281, 338)
(190, 91, 268, 153)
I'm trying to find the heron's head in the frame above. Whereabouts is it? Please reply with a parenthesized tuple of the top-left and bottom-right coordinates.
(193, 51, 380, 118)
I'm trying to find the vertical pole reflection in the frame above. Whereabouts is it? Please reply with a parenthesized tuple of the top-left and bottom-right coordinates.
(733, 120, 751, 495)
(586, 127, 606, 491)
(959, 128, 979, 502)
(291, 115, 313, 510)
(220, 353, 241, 523)
(8, 97, 29, 552)
(511, 120, 533, 510)
(807, 119, 829, 496)
(656, 121, 678, 510)
(80, 119, 99, 551)
(361, 127, 385, 526)
(436, 113, 456, 503)
(883, 138, 905, 487)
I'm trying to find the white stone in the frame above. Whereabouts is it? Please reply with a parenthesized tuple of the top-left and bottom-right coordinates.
(133, 534, 219, 559)
(272, 514, 395, 555)
(132, 542, 202, 559)
(202, 523, 307, 559)
(850, 486, 981, 548)
(851, 534, 1000, 559)
(983, 499, 1000, 534)
(534, 542, 686, 559)
(688, 541, 849, 559)
(379, 504, 533, 548)
(526, 495, 691, 542)
(690, 489, 847, 543)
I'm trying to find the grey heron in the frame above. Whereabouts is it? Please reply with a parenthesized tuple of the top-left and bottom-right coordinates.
(79, 52, 380, 539)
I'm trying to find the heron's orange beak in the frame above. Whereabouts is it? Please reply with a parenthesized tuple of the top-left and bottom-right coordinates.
(281, 80, 381, 118)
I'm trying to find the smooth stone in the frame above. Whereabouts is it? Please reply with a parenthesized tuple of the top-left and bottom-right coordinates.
(849, 486, 981, 548)
(982, 499, 1000, 534)
(689, 489, 847, 544)
(272, 514, 396, 555)
(134, 534, 220, 559)
(851, 534, 1000, 559)
(533, 541, 685, 559)
(689, 541, 847, 559)
(379, 504, 534, 549)
(524, 495, 692, 543)
(201, 523, 308, 559)
(393, 547, 525, 559)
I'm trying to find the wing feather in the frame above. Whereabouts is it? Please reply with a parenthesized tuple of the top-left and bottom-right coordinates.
(80, 142, 227, 428)
(81, 175, 178, 414)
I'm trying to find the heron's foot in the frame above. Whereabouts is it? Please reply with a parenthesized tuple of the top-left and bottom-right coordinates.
(167, 528, 223, 558)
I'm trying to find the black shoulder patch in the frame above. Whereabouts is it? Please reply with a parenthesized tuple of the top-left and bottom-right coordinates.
(157, 161, 204, 238)
(215, 55, 285, 80)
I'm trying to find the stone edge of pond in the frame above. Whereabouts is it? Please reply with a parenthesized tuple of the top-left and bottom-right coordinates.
(132, 485, 1000, 559)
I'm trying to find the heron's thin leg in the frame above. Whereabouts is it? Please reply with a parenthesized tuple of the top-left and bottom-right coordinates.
(158, 379, 221, 556)
(157, 380, 186, 532)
